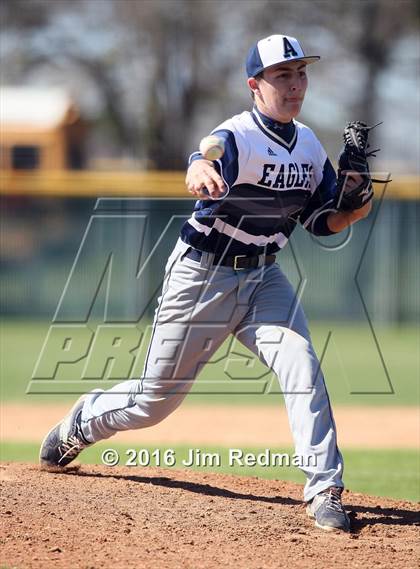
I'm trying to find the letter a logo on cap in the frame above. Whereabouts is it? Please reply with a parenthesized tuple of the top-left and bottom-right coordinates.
(283, 37, 298, 58)
(246, 35, 320, 78)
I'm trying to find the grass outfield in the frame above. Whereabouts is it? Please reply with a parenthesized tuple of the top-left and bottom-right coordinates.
(1, 320, 418, 406)
(1, 441, 418, 502)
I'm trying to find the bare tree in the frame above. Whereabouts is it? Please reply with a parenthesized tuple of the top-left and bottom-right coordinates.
(1, 0, 418, 169)
(119, 0, 224, 168)
(340, 0, 419, 126)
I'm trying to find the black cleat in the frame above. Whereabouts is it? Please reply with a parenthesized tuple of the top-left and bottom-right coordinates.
(306, 486, 351, 532)
(39, 394, 92, 469)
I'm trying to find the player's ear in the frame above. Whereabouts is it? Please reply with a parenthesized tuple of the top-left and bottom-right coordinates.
(248, 77, 260, 99)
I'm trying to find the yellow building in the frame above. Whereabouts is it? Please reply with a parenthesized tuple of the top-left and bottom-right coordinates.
(0, 87, 86, 171)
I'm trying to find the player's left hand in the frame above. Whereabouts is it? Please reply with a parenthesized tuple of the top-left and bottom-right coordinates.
(336, 121, 381, 212)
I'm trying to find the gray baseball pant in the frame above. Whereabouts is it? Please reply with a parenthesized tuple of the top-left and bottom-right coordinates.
(81, 238, 344, 501)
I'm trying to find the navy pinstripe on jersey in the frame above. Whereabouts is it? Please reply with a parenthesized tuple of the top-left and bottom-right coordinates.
(181, 107, 338, 257)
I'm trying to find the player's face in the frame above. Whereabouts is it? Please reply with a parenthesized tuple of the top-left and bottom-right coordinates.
(249, 61, 308, 123)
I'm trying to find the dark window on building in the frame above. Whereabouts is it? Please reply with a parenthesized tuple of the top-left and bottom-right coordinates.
(11, 146, 40, 170)
(68, 144, 85, 170)
(0, 145, 7, 169)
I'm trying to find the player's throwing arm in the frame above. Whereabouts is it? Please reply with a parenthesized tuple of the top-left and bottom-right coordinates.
(186, 135, 226, 199)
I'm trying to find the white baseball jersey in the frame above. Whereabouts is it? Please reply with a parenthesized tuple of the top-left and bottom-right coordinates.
(181, 107, 338, 257)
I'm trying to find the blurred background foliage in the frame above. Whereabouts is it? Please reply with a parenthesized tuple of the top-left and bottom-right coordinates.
(1, 0, 419, 170)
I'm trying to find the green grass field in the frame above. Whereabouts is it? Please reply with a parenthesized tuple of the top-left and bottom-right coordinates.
(1, 320, 418, 406)
(1, 441, 418, 502)
(2, 320, 418, 503)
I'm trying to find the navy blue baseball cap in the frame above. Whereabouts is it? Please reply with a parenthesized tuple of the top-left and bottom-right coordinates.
(246, 34, 320, 78)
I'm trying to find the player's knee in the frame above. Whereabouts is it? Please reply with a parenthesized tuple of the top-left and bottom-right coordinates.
(256, 325, 312, 356)
(132, 392, 184, 427)
(256, 325, 319, 380)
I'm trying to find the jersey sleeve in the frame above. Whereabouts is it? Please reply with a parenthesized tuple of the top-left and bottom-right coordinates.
(188, 129, 239, 190)
(299, 154, 339, 236)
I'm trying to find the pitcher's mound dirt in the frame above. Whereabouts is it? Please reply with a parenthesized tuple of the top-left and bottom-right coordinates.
(1, 463, 419, 569)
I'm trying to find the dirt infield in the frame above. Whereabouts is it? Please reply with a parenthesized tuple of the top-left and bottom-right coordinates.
(1, 463, 419, 569)
(2, 404, 419, 448)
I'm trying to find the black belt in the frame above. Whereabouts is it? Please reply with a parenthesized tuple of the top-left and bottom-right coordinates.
(184, 248, 276, 270)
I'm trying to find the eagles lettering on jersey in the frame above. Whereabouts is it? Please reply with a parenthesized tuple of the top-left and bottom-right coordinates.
(257, 163, 313, 189)
(181, 107, 338, 257)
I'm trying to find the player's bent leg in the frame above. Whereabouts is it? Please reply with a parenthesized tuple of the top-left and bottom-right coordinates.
(80, 378, 196, 443)
(79, 318, 233, 444)
(39, 242, 242, 468)
(40, 319, 230, 468)
(39, 272, 240, 465)
(39, 375, 195, 470)
(76, 250, 244, 446)
(39, 329, 226, 468)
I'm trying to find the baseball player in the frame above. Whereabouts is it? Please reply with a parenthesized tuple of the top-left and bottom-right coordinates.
(40, 34, 378, 532)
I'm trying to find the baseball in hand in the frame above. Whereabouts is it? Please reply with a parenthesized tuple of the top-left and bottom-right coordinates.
(199, 135, 225, 161)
